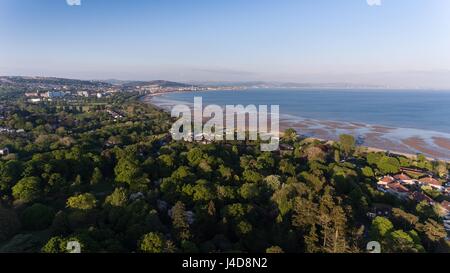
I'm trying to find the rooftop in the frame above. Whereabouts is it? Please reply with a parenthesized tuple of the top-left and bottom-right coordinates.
(380, 176, 395, 183)
(419, 177, 442, 186)
(387, 182, 410, 193)
(394, 173, 412, 181)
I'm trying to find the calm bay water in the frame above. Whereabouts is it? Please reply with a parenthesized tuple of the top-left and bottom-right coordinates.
(151, 88, 450, 159)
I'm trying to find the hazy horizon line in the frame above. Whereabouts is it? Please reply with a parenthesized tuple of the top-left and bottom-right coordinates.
(3, 73, 450, 91)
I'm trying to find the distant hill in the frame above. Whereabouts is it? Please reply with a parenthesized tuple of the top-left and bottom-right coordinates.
(0, 76, 112, 88)
(0, 76, 198, 91)
(1, 76, 385, 91)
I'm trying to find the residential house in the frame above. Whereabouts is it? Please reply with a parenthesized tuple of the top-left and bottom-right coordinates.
(377, 176, 395, 192)
(385, 182, 410, 200)
(394, 173, 416, 185)
(419, 176, 443, 191)
(378, 176, 395, 186)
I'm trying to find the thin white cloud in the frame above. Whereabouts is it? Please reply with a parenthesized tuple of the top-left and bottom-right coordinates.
(367, 0, 382, 6)
(66, 0, 81, 6)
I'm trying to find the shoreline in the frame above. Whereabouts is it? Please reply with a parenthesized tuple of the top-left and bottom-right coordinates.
(277, 122, 446, 162)
(141, 93, 450, 162)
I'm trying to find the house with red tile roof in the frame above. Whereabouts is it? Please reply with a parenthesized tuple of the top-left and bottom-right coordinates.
(386, 182, 410, 200)
(419, 176, 443, 191)
(378, 176, 395, 186)
(394, 173, 416, 185)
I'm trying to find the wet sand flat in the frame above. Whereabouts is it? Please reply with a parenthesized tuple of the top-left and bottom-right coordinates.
(402, 137, 449, 159)
(320, 120, 360, 130)
(433, 137, 450, 151)
(372, 126, 394, 133)
(145, 94, 450, 161)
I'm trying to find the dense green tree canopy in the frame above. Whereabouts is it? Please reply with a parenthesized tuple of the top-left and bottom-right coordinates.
(66, 193, 97, 210)
(12, 177, 42, 203)
(0, 92, 447, 254)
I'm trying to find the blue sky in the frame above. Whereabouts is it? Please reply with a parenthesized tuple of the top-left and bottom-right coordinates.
(1, 0, 450, 87)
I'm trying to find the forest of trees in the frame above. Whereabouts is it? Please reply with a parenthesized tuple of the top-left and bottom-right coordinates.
(0, 91, 449, 253)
